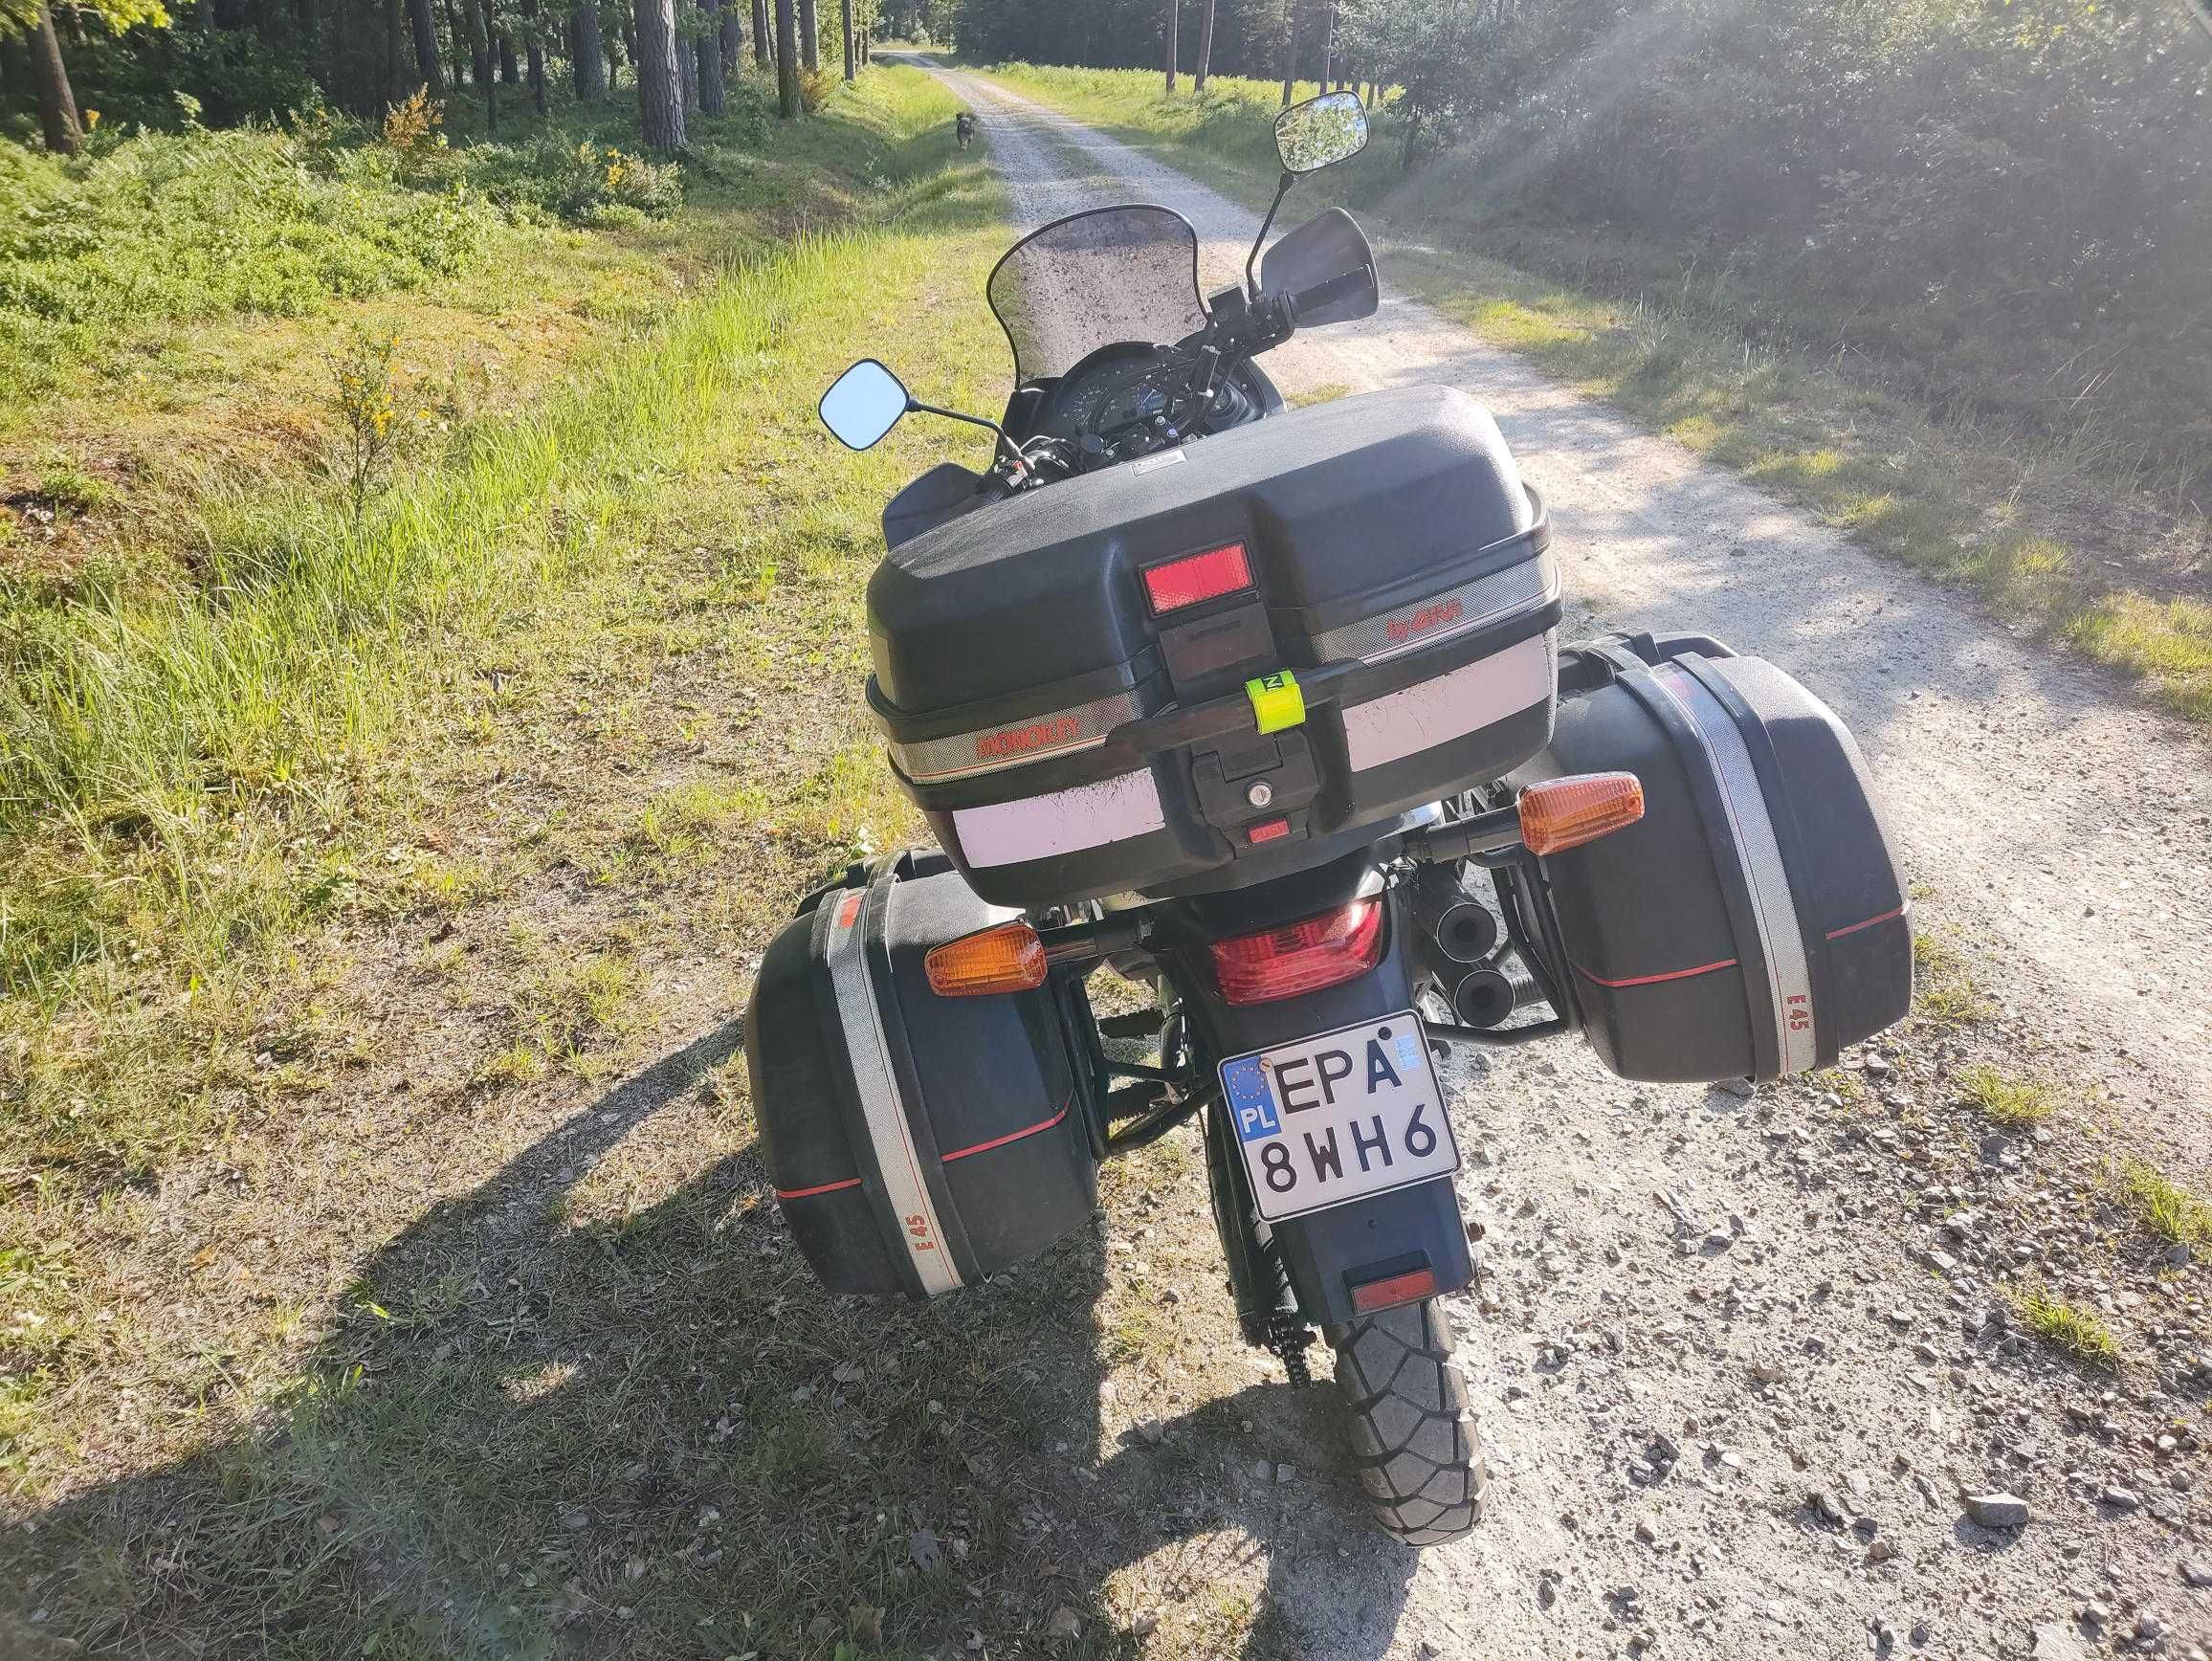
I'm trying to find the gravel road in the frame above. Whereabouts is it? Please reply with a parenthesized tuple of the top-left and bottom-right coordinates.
(890, 60, 2212, 1661)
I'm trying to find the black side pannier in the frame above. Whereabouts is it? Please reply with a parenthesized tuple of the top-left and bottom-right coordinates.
(743, 850, 1097, 1296)
(1513, 635, 1911, 1083)
(867, 386, 1561, 909)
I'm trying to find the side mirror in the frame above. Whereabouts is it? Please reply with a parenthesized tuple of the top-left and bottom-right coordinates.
(819, 358, 912, 451)
(1274, 90, 1368, 175)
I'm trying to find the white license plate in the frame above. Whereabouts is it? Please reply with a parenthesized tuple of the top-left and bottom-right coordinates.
(1219, 1011, 1459, 1222)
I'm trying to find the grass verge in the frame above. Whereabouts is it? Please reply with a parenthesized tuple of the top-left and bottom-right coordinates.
(966, 58, 2212, 726)
(0, 67, 997, 1200)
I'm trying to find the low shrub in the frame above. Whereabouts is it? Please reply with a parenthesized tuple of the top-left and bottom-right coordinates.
(0, 122, 496, 396)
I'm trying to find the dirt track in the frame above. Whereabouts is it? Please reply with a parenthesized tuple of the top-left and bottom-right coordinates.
(894, 59, 2212, 1660)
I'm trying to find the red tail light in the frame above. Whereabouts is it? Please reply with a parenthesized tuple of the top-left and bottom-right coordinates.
(1142, 542, 1252, 614)
(1207, 898, 1385, 1006)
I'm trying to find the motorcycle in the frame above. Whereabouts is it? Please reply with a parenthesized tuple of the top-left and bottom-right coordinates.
(748, 93, 1913, 1547)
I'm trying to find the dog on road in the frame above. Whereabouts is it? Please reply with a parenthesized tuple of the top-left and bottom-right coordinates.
(955, 111, 976, 150)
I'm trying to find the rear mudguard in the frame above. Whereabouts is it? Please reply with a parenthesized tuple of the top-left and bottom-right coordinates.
(1163, 869, 1473, 1341)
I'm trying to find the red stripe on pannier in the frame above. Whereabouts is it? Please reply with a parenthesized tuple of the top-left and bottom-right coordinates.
(773, 1096, 1073, 1201)
(1825, 905, 1908, 941)
(1574, 956, 1739, 989)
(940, 1097, 1073, 1163)
(776, 1175, 865, 1200)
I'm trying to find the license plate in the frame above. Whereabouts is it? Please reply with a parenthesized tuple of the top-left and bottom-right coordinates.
(1219, 1011, 1459, 1222)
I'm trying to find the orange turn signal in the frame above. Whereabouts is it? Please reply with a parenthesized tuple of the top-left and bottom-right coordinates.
(1516, 771, 1645, 856)
(924, 919, 1048, 997)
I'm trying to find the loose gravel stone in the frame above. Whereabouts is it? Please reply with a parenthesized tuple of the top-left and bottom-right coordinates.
(1963, 1492, 2030, 1529)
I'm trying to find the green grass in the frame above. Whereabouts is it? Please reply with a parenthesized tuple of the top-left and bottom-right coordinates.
(0, 121, 498, 404)
(1956, 1065, 2056, 1127)
(2117, 1160, 2212, 1248)
(2011, 1289, 2121, 1370)
(1911, 932, 1995, 1030)
(0, 66, 1001, 1197)
(968, 58, 2212, 727)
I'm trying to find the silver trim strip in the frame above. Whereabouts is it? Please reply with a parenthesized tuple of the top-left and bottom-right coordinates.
(887, 687, 1144, 785)
(950, 768, 1167, 869)
(1340, 631, 1556, 772)
(825, 887, 962, 1294)
(1308, 551, 1559, 666)
(1648, 664, 1816, 1075)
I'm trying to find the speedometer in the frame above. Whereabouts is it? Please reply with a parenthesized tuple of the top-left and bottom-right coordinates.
(1053, 357, 1164, 439)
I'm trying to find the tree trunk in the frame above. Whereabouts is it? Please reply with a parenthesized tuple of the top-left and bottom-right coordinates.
(1193, 0, 1214, 93)
(27, 3, 79, 155)
(386, 0, 404, 101)
(407, 0, 445, 90)
(838, 0, 852, 79)
(720, 5, 738, 73)
(773, 0, 797, 113)
(459, 0, 496, 123)
(1278, 0, 1299, 109)
(697, 0, 725, 113)
(751, 0, 768, 65)
(499, 31, 518, 83)
(1163, 0, 1177, 92)
(454, 0, 484, 86)
(525, 0, 546, 112)
(633, 0, 685, 149)
(1318, 0, 1334, 88)
(797, 0, 816, 71)
(572, 0, 604, 96)
(674, 2, 693, 115)
(0, 33, 28, 108)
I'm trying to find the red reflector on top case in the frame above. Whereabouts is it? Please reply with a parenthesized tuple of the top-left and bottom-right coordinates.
(1246, 817, 1292, 844)
(1143, 542, 1252, 613)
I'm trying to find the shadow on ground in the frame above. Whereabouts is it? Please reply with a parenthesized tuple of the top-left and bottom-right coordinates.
(2, 1018, 1414, 1659)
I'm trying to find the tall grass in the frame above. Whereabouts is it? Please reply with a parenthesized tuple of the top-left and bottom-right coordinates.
(0, 67, 997, 1189)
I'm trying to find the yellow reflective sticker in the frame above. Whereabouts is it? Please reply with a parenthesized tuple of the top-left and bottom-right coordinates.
(1245, 670, 1306, 735)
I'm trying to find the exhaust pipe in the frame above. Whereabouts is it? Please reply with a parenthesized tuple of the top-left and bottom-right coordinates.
(1411, 868, 1500, 964)
(1448, 961, 1537, 1030)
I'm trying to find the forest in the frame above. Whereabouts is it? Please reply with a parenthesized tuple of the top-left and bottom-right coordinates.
(0, 0, 880, 153)
(7, 0, 2206, 485)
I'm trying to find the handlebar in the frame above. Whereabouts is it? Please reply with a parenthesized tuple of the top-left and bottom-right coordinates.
(1290, 265, 1374, 318)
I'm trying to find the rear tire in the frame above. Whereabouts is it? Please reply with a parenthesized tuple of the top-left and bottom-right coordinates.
(1329, 1297, 1485, 1547)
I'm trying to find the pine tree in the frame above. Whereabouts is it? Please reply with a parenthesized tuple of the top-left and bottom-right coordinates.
(26, 1, 78, 154)
(772, 0, 796, 114)
(572, 0, 604, 97)
(633, 0, 684, 149)
(696, 0, 725, 113)
(409, 0, 445, 91)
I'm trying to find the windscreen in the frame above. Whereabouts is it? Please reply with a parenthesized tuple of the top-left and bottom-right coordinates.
(986, 206, 1209, 385)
